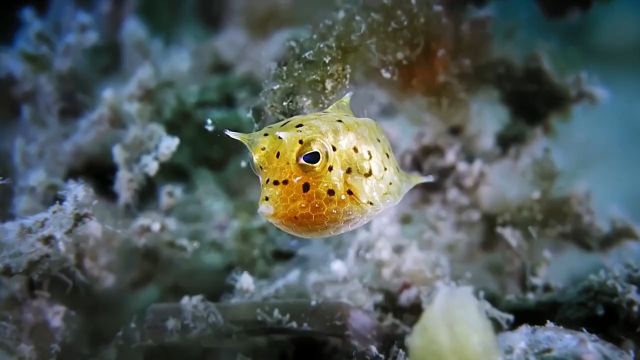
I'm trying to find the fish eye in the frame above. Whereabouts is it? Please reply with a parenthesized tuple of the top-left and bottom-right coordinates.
(300, 150, 321, 165)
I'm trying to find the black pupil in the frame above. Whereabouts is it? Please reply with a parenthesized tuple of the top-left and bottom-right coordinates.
(302, 151, 321, 164)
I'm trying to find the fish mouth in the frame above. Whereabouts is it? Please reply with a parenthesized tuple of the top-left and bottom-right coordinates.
(257, 202, 274, 217)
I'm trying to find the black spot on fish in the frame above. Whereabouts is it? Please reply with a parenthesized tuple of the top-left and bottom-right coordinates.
(261, 147, 266, 151)
(280, 120, 291, 128)
(264, 196, 269, 201)
(266, 178, 270, 184)
(276, 151, 280, 159)
(332, 145, 337, 152)
(327, 189, 335, 196)
(347, 189, 354, 196)
(353, 146, 359, 153)
(367, 150, 372, 160)
(295, 124, 304, 128)
(377, 138, 381, 143)
(298, 139, 304, 145)
(263, 133, 269, 137)
(385, 152, 390, 159)
(368, 201, 374, 206)
(384, 166, 388, 171)
(259, 165, 263, 170)
(346, 167, 352, 174)
(389, 182, 393, 186)
(337, 119, 343, 123)
(364, 168, 373, 177)
(282, 179, 289, 185)
(302, 182, 310, 193)
(273, 180, 280, 186)
(277, 135, 283, 140)
(328, 165, 333, 172)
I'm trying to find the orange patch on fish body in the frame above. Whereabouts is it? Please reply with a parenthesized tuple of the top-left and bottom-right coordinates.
(225, 93, 432, 238)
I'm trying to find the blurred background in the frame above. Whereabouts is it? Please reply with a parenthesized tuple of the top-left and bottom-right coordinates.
(0, 0, 638, 359)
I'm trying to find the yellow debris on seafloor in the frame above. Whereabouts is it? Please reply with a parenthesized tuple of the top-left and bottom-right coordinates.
(406, 285, 500, 360)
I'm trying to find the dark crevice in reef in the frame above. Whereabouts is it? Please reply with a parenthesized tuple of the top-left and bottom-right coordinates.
(0, 0, 49, 44)
(535, 0, 601, 19)
(66, 160, 118, 202)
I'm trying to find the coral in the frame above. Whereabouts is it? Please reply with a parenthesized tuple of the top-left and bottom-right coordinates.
(112, 122, 180, 206)
(262, 0, 491, 119)
(116, 298, 380, 359)
(470, 55, 600, 150)
(498, 324, 632, 359)
(231, 206, 452, 311)
(3, 3, 107, 217)
(1, 0, 261, 215)
(498, 264, 640, 350)
(0, 181, 114, 283)
(479, 144, 636, 251)
(0, 279, 78, 360)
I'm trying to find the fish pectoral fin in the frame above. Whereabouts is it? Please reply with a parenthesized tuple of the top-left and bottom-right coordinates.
(325, 92, 354, 116)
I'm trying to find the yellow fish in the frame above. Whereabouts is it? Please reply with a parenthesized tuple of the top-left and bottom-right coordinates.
(225, 93, 432, 238)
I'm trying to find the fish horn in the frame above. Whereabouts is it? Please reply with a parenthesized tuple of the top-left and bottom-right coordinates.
(224, 129, 253, 147)
(325, 91, 355, 116)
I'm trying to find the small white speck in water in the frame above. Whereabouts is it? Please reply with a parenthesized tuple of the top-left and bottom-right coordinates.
(380, 67, 395, 79)
(240, 160, 247, 168)
(330, 259, 348, 280)
(235, 271, 256, 293)
(204, 118, 215, 132)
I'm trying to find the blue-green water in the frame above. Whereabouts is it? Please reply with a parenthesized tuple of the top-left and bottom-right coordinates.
(494, 0, 640, 223)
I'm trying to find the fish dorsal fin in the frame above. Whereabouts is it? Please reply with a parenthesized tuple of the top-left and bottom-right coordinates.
(325, 92, 354, 116)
